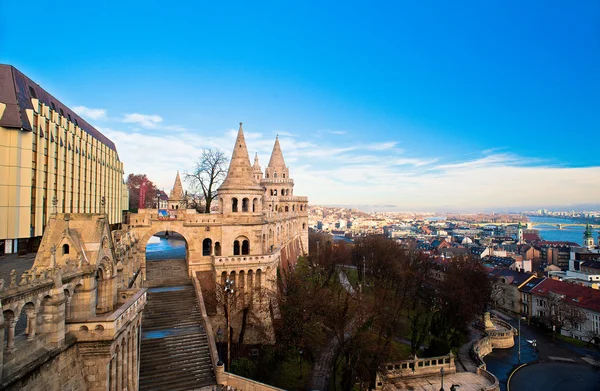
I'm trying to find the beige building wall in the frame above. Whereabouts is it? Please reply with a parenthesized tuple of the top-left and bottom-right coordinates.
(0, 66, 125, 253)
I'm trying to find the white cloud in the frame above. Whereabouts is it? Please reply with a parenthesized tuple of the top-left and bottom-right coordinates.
(122, 113, 163, 128)
(72, 106, 107, 120)
(99, 121, 600, 212)
(329, 130, 346, 135)
(365, 141, 398, 151)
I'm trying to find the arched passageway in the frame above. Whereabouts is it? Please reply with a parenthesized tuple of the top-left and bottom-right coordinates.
(144, 230, 189, 288)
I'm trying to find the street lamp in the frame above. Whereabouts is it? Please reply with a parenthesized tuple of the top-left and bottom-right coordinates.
(216, 327, 223, 365)
(440, 367, 445, 391)
(156, 190, 161, 211)
(224, 278, 234, 369)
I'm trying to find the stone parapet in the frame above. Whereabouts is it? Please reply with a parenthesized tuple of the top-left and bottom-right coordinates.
(66, 288, 146, 342)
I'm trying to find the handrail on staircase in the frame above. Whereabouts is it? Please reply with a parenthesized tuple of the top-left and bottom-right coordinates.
(128, 267, 142, 288)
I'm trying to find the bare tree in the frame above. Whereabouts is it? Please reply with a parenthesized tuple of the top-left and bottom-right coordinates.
(185, 148, 227, 213)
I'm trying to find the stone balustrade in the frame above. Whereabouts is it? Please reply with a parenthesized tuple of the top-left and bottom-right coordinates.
(214, 254, 278, 266)
(380, 353, 456, 380)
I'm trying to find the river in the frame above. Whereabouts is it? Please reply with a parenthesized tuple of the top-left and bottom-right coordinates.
(526, 216, 591, 246)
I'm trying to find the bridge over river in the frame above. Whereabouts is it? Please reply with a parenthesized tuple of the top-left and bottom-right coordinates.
(472, 222, 598, 230)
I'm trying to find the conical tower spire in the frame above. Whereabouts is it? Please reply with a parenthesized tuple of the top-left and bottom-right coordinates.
(218, 123, 262, 191)
(169, 170, 184, 200)
(253, 153, 260, 168)
(268, 135, 286, 169)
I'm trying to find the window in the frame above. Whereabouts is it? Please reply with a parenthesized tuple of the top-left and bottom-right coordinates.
(62, 243, 70, 255)
(202, 238, 212, 256)
(242, 198, 249, 212)
(242, 240, 250, 255)
(232, 198, 238, 212)
(234, 240, 240, 256)
(51, 102, 56, 111)
(59, 108, 64, 117)
(28, 86, 37, 98)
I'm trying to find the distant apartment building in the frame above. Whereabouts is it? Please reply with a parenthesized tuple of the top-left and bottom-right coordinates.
(0, 65, 127, 253)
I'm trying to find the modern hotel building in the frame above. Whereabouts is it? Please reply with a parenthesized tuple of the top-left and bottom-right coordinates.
(0, 65, 128, 253)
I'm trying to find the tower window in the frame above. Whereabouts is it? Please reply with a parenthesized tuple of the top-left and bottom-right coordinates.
(232, 198, 238, 212)
(63, 244, 70, 255)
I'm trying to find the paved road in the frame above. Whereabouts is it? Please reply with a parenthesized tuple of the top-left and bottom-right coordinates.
(485, 310, 600, 391)
(509, 362, 600, 391)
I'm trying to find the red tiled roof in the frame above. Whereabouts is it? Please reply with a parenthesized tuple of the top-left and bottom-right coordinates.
(523, 233, 541, 242)
(531, 278, 600, 313)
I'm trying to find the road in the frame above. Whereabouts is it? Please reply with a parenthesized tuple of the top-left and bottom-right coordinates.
(509, 362, 600, 391)
(484, 311, 600, 391)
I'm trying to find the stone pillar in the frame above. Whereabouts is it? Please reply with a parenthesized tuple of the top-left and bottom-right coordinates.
(26, 310, 37, 341)
(128, 333, 133, 391)
(116, 347, 122, 391)
(109, 355, 116, 391)
(122, 340, 128, 391)
(6, 319, 17, 352)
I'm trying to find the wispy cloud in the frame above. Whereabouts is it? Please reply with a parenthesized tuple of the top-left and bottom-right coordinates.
(365, 141, 398, 151)
(72, 106, 107, 121)
(328, 130, 346, 135)
(122, 113, 163, 128)
(95, 112, 600, 211)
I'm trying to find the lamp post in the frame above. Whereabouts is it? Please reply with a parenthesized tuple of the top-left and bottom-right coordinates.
(518, 316, 521, 364)
(224, 278, 234, 369)
(216, 327, 223, 365)
(299, 348, 303, 382)
(440, 367, 445, 391)
(156, 190, 161, 212)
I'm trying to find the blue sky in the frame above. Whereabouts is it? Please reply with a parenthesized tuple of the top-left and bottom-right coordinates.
(1, 1, 599, 211)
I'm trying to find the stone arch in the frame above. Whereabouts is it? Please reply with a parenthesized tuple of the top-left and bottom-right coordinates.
(252, 198, 258, 212)
(214, 241, 221, 256)
(232, 198, 238, 213)
(285, 205, 289, 212)
(62, 243, 70, 255)
(242, 198, 249, 212)
(16, 302, 36, 339)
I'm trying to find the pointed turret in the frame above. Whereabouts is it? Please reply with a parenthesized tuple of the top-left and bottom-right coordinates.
(218, 123, 262, 192)
(252, 153, 263, 182)
(169, 171, 184, 200)
(268, 135, 286, 169)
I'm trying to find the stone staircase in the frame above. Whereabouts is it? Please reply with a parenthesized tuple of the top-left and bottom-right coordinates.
(139, 284, 216, 391)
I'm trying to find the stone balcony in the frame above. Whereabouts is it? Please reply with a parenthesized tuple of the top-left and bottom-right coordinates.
(67, 288, 146, 342)
(213, 253, 279, 270)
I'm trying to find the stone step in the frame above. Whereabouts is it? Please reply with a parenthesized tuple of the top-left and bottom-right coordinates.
(139, 280, 215, 390)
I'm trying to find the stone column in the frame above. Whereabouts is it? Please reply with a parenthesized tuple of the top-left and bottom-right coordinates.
(116, 347, 122, 391)
(128, 333, 133, 391)
(26, 310, 38, 341)
(123, 339, 128, 391)
(6, 319, 17, 352)
(109, 355, 116, 391)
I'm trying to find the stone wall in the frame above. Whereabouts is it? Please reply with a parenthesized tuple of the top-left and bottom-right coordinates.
(4, 341, 86, 391)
